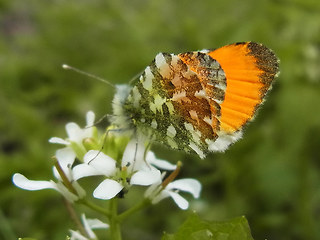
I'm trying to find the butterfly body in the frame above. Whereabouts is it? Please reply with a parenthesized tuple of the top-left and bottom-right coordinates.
(112, 42, 279, 158)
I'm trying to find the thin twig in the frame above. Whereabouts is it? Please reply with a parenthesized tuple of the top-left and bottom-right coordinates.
(63, 198, 87, 237)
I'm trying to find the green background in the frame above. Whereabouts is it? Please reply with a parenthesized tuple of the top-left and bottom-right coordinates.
(1, 0, 320, 239)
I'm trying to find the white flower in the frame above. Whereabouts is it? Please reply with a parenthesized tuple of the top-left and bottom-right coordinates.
(12, 148, 86, 202)
(73, 138, 165, 200)
(49, 111, 95, 146)
(145, 178, 202, 210)
(69, 214, 109, 240)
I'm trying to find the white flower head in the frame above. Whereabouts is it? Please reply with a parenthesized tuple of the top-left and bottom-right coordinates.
(69, 214, 109, 240)
(145, 175, 202, 210)
(73, 138, 171, 200)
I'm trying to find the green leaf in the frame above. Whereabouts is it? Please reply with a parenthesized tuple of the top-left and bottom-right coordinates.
(162, 213, 254, 240)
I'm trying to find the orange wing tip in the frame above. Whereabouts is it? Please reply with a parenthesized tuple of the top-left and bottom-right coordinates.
(246, 42, 280, 88)
(209, 42, 279, 133)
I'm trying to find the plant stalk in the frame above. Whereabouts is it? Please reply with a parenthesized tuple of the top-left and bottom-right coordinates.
(118, 199, 151, 223)
(109, 198, 122, 240)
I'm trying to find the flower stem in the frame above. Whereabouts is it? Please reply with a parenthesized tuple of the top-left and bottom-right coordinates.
(118, 199, 151, 223)
(109, 198, 122, 240)
(79, 199, 111, 218)
(52, 157, 77, 195)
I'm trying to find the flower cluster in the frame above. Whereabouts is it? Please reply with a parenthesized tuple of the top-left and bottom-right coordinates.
(12, 111, 202, 238)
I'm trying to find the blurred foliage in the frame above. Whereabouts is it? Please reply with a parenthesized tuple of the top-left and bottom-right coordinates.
(162, 214, 253, 240)
(1, 0, 320, 239)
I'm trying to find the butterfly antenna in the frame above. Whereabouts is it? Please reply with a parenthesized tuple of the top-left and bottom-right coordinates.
(62, 64, 115, 88)
(128, 69, 144, 84)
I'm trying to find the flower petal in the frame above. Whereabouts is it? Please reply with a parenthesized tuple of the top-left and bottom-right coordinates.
(121, 139, 138, 171)
(167, 179, 201, 198)
(69, 230, 88, 240)
(146, 152, 176, 170)
(168, 191, 189, 210)
(85, 111, 95, 127)
(72, 164, 102, 180)
(93, 179, 123, 200)
(12, 173, 56, 191)
(86, 218, 109, 229)
(49, 137, 69, 145)
(12, 174, 79, 202)
(130, 169, 161, 186)
(83, 150, 116, 176)
(56, 147, 76, 167)
(53, 148, 77, 180)
(66, 122, 82, 142)
(81, 214, 96, 239)
(121, 138, 146, 172)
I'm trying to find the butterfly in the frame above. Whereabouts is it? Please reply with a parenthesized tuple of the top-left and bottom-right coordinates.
(111, 42, 279, 158)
